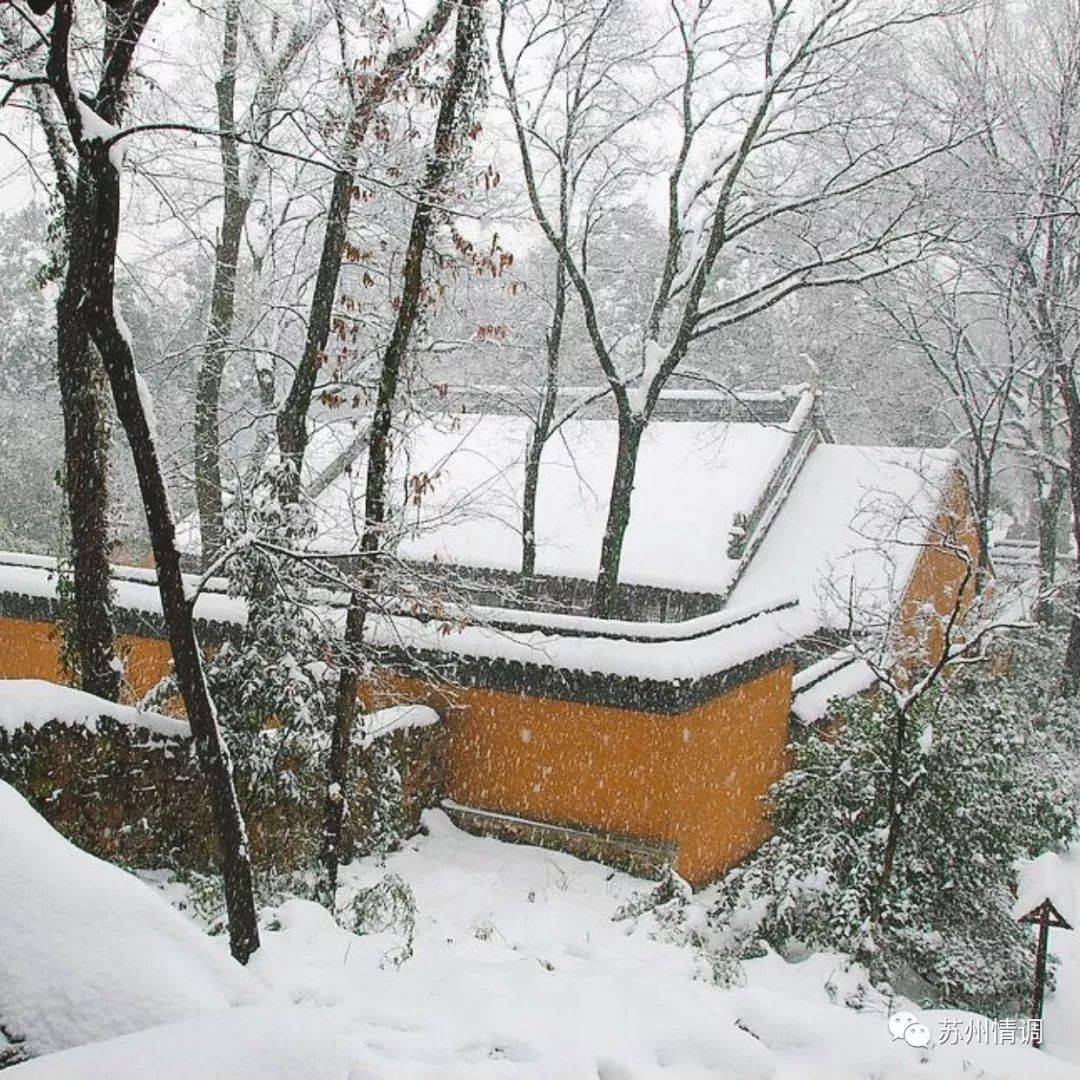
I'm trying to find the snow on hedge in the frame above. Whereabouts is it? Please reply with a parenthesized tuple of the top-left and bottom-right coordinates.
(359, 703, 440, 748)
(0, 781, 262, 1059)
(6, 1007, 348, 1080)
(0, 679, 189, 739)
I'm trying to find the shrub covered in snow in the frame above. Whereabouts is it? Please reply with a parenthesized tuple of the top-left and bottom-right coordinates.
(148, 488, 338, 827)
(711, 639, 1079, 1013)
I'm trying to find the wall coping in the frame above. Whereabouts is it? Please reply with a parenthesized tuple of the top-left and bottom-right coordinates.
(0, 552, 819, 714)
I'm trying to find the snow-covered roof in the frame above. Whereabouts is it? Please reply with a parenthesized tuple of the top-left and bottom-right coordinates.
(300, 411, 800, 595)
(727, 444, 962, 627)
(1013, 850, 1079, 927)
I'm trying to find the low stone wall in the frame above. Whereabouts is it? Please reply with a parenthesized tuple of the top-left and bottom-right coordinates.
(0, 715, 446, 873)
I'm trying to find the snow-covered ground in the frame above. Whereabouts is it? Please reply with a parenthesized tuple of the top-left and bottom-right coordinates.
(6, 782, 1080, 1079)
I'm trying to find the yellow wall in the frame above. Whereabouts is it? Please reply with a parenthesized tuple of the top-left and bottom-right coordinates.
(0, 611, 793, 886)
(374, 665, 794, 887)
(0, 476, 976, 888)
(0, 616, 173, 702)
(0, 618, 65, 683)
(896, 469, 982, 669)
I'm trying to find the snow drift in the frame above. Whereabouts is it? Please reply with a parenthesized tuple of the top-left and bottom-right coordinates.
(0, 780, 262, 1060)
(5, 1007, 347, 1079)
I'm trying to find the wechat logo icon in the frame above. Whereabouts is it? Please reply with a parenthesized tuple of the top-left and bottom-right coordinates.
(889, 1011, 932, 1049)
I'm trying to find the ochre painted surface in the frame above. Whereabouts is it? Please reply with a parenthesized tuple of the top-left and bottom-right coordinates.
(409, 665, 794, 887)
(0, 611, 793, 886)
(0, 616, 173, 702)
(0, 618, 66, 683)
(115, 634, 175, 698)
(896, 469, 982, 669)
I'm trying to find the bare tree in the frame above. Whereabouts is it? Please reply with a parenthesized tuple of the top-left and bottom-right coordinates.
(274, 0, 458, 507)
(501, 0, 966, 615)
(39, 0, 260, 962)
(866, 262, 1023, 589)
(319, 0, 487, 903)
(938, 0, 1080, 683)
(194, 0, 327, 562)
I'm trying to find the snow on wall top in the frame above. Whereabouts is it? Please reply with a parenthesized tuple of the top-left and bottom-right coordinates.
(0, 557, 248, 628)
(0, 553, 813, 687)
(789, 650, 878, 726)
(727, 444, 961, 628)
(303, 411, 798, 594)
(0, 679, 189, 739)
(363, 599, 816, 683)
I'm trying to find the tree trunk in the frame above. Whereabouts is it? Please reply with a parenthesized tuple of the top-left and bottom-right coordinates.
(47, 0, 260, 962)
(593, 413, 646, 618)
(872, 704, 911, 919)
(318, 0, 483, 905)
(1035, 468, 1064, 624)
(32, 87, 115, 699)
(193, 0, 245, 566)
(969, 447, 995, 593)
(1060, 456, 1080, 694)
(49, 11, 120, 703)
(79, 148, 260, 962)
(275, 164, 357, 502)
(520, 428, 543, 584)
(520, 259, 565, 591)
(1057, 367, 1080, 694)
(56, 314, 120, 701)
(194, 198, 247, 565)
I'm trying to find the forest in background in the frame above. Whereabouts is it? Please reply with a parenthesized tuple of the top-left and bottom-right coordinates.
(0, 0, 1072, 577)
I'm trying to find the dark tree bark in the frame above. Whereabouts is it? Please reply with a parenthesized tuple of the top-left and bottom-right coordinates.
(521, 258, 566, 587)
(870, 700, 912, 922)
(318, 0, 484, 904)
(46, 0, 260, 963)
(1029, 343, 1066, 624)
(593, 412, 645, 618)
(194, 0, 245, 565)
(56, 331, 120, 700)
(43, 17, 120, 702)
(1035, 469, 1065, 624)
(1058, 372, 1080, 693)
(275, 0, 456, 502)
